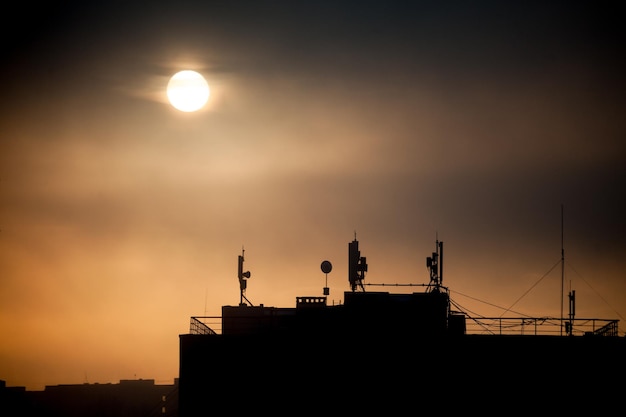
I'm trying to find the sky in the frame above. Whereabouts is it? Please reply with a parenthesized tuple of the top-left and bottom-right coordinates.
(1, 1, 625, 390)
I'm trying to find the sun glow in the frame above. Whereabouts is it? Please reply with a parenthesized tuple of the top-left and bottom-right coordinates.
(166, 70, 210, 112)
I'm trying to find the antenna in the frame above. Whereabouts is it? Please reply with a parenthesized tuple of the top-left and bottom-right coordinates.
(238, 246, 253, 306)
(348, 236, 367, 292)
(321, 260, 332, 296)
(560, 204, 564, 336)
(567, 286, 575, 336)
(426, 237, 443, 292)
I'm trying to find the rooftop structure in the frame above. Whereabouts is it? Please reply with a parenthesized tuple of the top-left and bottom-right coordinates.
(179, 236, 625, 415)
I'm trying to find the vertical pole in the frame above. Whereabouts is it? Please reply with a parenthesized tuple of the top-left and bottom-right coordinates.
(439, 240, 443, 286)
(560, 204, 564, 336)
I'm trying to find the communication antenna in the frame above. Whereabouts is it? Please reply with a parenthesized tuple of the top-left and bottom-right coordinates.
(321, 260, 332, 296)
(237, 246, 253, 306)
(348, 235, 368, 292)
(566, 287, 575, 336)
(560, 204, 564, 336)
(426, 237, 443, 292)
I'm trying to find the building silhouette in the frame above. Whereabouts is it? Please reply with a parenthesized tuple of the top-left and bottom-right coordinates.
(178, 237, 625, 415)
(1, 378, 178, 417)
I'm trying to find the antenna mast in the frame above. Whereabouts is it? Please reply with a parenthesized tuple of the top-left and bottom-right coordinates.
(238, 247, 253, 306)
(427, 238, 443, 292)
(560, 204, 564, 336)
(348, 235, 368, 292)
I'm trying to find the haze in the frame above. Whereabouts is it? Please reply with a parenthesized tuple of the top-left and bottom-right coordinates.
(1, 1, 624, 391)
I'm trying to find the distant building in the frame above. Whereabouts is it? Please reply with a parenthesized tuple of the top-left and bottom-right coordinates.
(1, 378, 178, 417)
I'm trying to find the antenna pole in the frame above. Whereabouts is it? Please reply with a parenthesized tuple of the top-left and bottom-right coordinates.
(560, 204, 564, 336)
(238, 246, 252, 306)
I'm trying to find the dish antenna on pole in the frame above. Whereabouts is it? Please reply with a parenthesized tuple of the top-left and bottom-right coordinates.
(321, 260, 332, 296)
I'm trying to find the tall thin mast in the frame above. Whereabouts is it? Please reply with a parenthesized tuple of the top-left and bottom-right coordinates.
(560, 204, 564, 336)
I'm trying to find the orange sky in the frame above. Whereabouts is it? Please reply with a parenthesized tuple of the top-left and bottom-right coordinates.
(1, 1, 625, 391)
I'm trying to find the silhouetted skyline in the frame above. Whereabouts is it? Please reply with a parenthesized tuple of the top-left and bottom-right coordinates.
(1, 1, 625, 391)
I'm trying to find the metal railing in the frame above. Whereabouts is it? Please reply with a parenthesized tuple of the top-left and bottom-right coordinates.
(190, 315, 619, 337)
(464, 316, 619, 337)
(190, 317, 220, 335)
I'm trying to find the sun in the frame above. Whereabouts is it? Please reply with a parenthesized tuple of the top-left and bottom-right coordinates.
(167, 70, 210, 112)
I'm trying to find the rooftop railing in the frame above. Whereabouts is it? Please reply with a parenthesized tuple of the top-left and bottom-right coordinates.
(190, 317, 220, 335)
(190, 315, 619, 337)
(464, 316, 619, 337)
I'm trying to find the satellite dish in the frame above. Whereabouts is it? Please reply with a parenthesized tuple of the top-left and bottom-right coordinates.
(321, 260, 332, 274)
